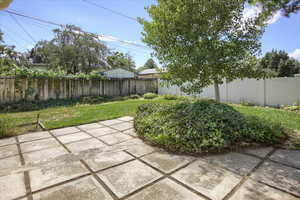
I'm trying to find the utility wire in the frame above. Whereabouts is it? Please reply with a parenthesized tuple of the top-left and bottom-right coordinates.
(9, 13, 37, 43)
(4, 9, 150, 50)
(82, 0, 138, 22)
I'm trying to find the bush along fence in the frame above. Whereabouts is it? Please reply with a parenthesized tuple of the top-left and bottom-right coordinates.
(159, 77, 300, 106)
(0, 77, 158, 104)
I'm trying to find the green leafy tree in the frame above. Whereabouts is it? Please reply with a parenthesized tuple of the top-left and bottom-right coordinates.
(259, 50, 300, 77)
(137, 58, 158, 72)
(30, 25, 110, 74)
(249, 0, 300, 17)
(106, 51, 136, 71)
(139, 0, 263, 102)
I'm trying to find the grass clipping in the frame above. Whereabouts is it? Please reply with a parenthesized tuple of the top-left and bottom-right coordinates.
(134, 99, 287, 154)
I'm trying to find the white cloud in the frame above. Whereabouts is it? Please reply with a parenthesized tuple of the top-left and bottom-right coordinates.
(289, 49, 300, 61)
(26, 44, 34, 49)
(243, 5, 283, 24)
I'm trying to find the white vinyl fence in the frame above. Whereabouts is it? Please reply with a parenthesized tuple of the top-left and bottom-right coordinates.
(158, 77, 300, 106)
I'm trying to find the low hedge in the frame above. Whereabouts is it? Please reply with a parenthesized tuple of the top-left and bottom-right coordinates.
(143, 93, 158, 99)
(134, 99, 286, 153)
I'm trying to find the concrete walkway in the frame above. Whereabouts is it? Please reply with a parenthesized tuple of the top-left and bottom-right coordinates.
(0, 116, 299, 200)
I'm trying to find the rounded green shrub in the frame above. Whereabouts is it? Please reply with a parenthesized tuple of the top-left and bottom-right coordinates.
(162, 94, 178, 100)
(143, 93, 158, 99)
(134, 99, 286, 153)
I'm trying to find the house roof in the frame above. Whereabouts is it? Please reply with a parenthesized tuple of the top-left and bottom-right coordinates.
(104, 68, 134, 73)
(139, 68, 159, 75)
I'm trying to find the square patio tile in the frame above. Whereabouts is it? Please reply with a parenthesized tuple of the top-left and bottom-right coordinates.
(0, 137, 16, 147)
(203, 152, 261, 175)
(127, 178, 204, 200)
(0, 173, 26, 200)
(23, 147, 69, 165)
(251, 161, 300, 196)
(242, 147, 274, 158)
(18, 131, 52, 143)
(100, 119, 123, 126)
(229, 179, 298, 200)
(126, 144, 157, 157)
(20, 138, 60, 153)
(84, 151, 133, 172)
(0, 144, 19, 159)
(50, 127, 81, 137)
(77, 123, 104, 130)
(29, 159, 89, 192)
(123, 129, 137, 137)
(172, 159, 241, 200)
(0, 155, 21, 172)
(97, 160, 162, 198)
(110, 122, 133, 131)
(269, 149, 300, 169)
(117, 116, 134, 122)
(57, 132, 91, 144)
(86, 127, 118, 137)
(32, 176, 113, 200)
(66, 138, 106, 153)
(141, 152, 194, 173)
(99, 133, 133, 145)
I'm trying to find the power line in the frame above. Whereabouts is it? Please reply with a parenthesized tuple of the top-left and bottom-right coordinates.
(4, 9, 150, 50)
(82, 0, 138, 22)
(9, 13, 37, 43)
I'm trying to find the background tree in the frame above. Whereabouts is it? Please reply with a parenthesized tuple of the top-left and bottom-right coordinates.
(139, 0, 263, 102)
(137, 58, 158, 72)
(30, 25, 110, 74)
(259, 50, 300, 77)
(106, 51, 136, 71)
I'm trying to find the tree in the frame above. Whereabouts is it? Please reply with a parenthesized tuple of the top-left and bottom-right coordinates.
(143, 58, 158, 69)
(139, 0, 263, 102)
(249, 0, 300, 17)
(106, 51, 136, 71)
(259, 50, 300, 77)
(30, 25, 110, 74)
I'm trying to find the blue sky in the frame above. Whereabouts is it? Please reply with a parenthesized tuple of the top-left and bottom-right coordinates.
(0, 0, 300, 67)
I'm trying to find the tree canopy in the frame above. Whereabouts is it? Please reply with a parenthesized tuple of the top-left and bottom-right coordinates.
(106, 51, 136, 71)
(137, 58, 158, 72)
(259, 50, 300, 77)
(139, 0, 263, 101)
(30, 25, 110, 74)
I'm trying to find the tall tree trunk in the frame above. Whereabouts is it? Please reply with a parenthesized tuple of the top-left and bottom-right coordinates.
(214, 81, 220, 102)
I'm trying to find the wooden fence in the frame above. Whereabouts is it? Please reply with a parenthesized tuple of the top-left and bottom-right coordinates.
(0, 77, 158, 104)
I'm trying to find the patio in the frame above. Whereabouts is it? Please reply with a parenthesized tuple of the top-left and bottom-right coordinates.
(0, 116, 299, 200)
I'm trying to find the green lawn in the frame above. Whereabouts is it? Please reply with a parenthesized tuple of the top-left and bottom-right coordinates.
(1, 98, 299, 135)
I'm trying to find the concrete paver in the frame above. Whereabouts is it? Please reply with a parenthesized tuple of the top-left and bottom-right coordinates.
(20, 138, 60, 153)
(127, 178, 205, 200)
(270, 149, 300, 169)
(172, 159, 242, 200)
(0, 173, 26, 200)
(229, 179, 298, 200)
(97, 160, 162, 198)
(29, 159, 89, 192)
(251, 160, 300, 196)
(0, 137, 16, 147)
(66, 138, 106, 153)
(77, 123, 104, 130)
(86, 127, 118, 137)
(99, 132, 133, 145)
(141, 152, 194, 173)
(84, 151, 134, 172)
(110, 122, 133, 131)
(32, 176, 113, 200)
(50, 127, 81, 137)
(57, 132, 91, 144)
(203, 152, 261, 175)
(18, 131, 52, 143)
(0, 144, 19, 159)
